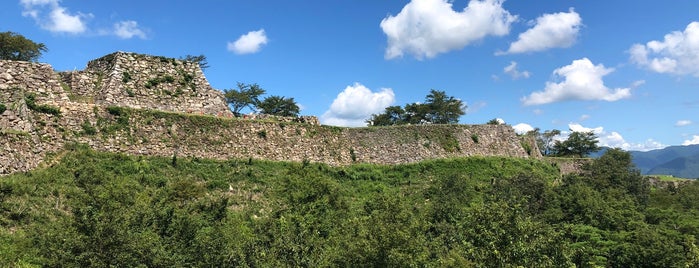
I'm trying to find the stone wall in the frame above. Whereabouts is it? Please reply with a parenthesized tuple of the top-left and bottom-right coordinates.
(0, 52, 538, 175)
(59, 52, 232, 116)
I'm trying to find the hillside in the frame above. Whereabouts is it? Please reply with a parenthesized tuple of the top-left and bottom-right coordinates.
(1, 146, 698, 266)
(591, 145, 699, 178)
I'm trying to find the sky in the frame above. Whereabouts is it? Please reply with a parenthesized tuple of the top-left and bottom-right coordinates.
(2, 0, 699, 151)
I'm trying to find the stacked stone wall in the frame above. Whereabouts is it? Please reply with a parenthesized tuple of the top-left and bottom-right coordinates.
(1, 53, 538, 175)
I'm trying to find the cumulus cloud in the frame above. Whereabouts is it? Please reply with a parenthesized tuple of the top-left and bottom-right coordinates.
(503, 61, 530, 79)
(380, 0, 516, 59)
(512, 123, 534, 134)
(228, 29, 268, 55)
(113, 20, 146, 39)
(321, 83, 395, 127)
(676, 120, 692, 127)
(521, 58, 631, 105)
(567, 123, 666, 151)
(684, 135, 699, 146)
(20, 0, 90, 34)
(629, 22, 699, 76)
(499, 8, 581, 55)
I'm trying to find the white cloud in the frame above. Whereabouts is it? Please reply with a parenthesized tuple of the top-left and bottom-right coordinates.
(499, 8, 581, 55)
(629, 21, 699, 76)
(567, 123, 666, 151)
(684, 135, 699, 146)
(20, 0, 90, 34)
(676, 120, 692, 127)
(503, 61, 530, 79)
(113, 20, 146, 39)
(521, 58, 631, 105)
(579, 114, 590, 121)
(228, 29, 268, 55)
(380, 0, 516, 60)
(321, 83, 396, 127)
(512, 123, 534, 134)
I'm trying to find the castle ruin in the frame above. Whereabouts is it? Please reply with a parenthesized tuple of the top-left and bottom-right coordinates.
(0, 52, 538, 175)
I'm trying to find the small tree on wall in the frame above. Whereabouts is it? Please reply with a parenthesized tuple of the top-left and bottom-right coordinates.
(258, 96, 300, 117)
(223, 83, 266, 116)
(367, 89, 466, 126)
(552, 131, 600, 157)
(0, 31, 48, 62)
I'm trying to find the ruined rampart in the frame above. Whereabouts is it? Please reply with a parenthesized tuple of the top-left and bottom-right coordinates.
(0, 52, 538, 175)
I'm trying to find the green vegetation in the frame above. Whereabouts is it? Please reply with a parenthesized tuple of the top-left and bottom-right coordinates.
(24, 92, 61, 116)
(224, 82, 266, 116)
(1, 145, 696, 267)
(80, 120, 97, 136)
(0, 31, 47, 62)
(257, 95, 300, 117)
(121, 71, 132, 83)
(145, 75, 176, 89)
(368, 89, 466, 126)
(553, 131, 600, 157)
(0, 103, 6, 114)
(179, 54, 209, 70)
(224, 83, 300, 117)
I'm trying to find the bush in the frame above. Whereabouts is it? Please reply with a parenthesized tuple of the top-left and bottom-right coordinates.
(471, 134, 479, 143)
(80, 120, 97, 135)
(121, 71, 132, 83)
(25, 93, 61, 116)
(106, 106, 127, 116)
(0, 103, 6, 114)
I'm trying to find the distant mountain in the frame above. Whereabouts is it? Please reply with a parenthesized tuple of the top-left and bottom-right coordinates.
(646, 152, 699, 179)
(630, 145, 699, 177)
(588, 145, 699, 178)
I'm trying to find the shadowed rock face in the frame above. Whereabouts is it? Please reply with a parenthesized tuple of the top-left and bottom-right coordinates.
(0, 52, 535, 175)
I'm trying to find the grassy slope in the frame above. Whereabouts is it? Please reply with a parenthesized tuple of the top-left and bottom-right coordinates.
(0, 144, 559, 266)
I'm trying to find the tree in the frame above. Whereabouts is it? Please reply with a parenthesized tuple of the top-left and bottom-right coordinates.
(0, 31, 48, 62)
(366, 106, 406, 126)
(179, 54, 209, 70)
(223, 83, 266, 116)
(423, 89, 465, 124)
(258, 95, 300, 117)
(487, 118, 503, 125)
(553, 131, 600, 157)
(536, 129, 561, 156)
(367, 90, 466, 126)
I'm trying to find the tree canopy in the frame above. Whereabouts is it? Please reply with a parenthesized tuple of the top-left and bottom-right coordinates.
(179, 54, 209, 70)
(0, 31, 47, 62)
(553, 130, 600, 157)
(367, 89, 466, 126)
(258, 95, 300, 117)
(223, 82, 266, 116)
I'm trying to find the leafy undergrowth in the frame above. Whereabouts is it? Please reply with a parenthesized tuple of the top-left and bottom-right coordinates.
(1, 145, 698, 267)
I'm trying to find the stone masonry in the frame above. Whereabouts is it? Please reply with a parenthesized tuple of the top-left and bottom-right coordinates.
(0, 52, 537, 175)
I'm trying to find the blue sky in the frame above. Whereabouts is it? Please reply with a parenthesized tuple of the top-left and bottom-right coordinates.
(2, 0, 699, 151)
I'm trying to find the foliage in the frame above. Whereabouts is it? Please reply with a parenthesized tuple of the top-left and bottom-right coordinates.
(553, 130, 599, 157)
(531, 128, 561, 156)
(121, 71, 132, 83)
(486, 118, 502, 125)
(368, 89, 466, 126)
(258, 95, 300, 117)
(24, 93, 61, 115)
(223, 82, 266, 116)
(80, 120, 97, 135)
(0, 146, 698, 267)
(0, 103, 6, 114)
(0, 31, 47, 62)
(179, 54, 209, 70)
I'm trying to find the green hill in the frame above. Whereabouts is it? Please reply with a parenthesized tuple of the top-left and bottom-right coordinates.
(1, 145, 698, 267)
